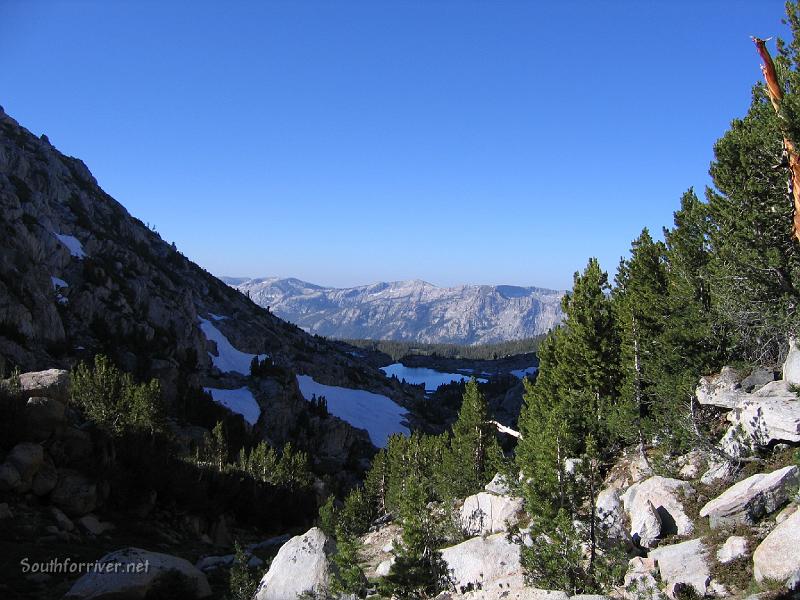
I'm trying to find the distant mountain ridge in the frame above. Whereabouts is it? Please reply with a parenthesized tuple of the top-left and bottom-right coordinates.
(223, 277, 565, 345)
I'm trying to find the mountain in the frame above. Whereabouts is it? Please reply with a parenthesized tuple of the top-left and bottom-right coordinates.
(0, 105, 419, 469)
(223, 277, 565, 345)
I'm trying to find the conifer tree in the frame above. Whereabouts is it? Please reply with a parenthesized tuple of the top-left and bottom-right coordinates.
(440, 379, 500, 499)
(613, 229, 668, 452)
(380, 477, 450, 599)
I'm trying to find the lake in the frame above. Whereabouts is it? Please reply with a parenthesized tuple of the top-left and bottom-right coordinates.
(380, 363, 487, 392)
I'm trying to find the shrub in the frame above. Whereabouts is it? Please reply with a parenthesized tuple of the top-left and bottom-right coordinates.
(71, 354, 163, 435)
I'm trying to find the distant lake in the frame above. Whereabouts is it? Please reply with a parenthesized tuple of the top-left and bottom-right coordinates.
(381, 363, 487, 392)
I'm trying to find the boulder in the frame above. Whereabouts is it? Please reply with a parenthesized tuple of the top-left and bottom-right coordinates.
(622, 557, 664, 600)
(6, 442, 44, 483)
(24, 396, 66, 440)
(254, 527, 333, 600)
(620, 476, 693, 548)
(196, 555, 234, 572)
(753, 508, 800, 584)
(65, 547, 211, 599)
(485, 473, 511, 495)
(31, 456, 57, 496)
(596, 486, 630, 544)
(77, 514, 114, 536)
(676, 450, 706, 480)
(717, 536, 748, 564)
(649, 538, 711, 598)
(783, 337, 800, 386)
(441, 589, 569, 600)
(441, 532, 524, 593)
(50, 469, 97, 516)
(742, 367, 777, 393)
(701, 459, 736, 486)
(50, 506, 74, 531)
(726, 381, 800, 445)
(699, 465, 799, 528)
(0, 462, 21, 491)
(775, 502, 797, 524)
(0, 503, 12, 519)
(460, 491, 523, 535)
(696, 366, 743, 409)
(19, 369, 69, 403)
(375, 557, 394, 577)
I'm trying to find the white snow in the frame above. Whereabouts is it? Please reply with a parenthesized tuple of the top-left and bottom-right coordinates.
(53, 232, 86, 258)
(198, 317, 267, 375)
(296, 374, 409, 447)
(209, 313, 229, 321)
(510, 366, 538, 379)
(204, 386, 261, 425)
(50, 276, 68, 289)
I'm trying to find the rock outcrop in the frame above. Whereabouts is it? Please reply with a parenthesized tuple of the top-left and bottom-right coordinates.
(648, 538, 711, 599)
(699, 465, 799, 528)
(753, 508, 800, 585)
(254, 527, 334, 600)
(440, 533, 524, 593)
(65, 547, 211, 599)
(620, 476, 693, 547)
(460, 491, 523, 536)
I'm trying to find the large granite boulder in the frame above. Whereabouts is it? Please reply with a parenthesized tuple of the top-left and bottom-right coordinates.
(65, 547, 211, 599)
(255, 527, 333, 600)
(782, 337, 800, 385)
(620, 476, 693, 548)
(19, 369, 70, 403)
(648, 538, 711, 599)
(24, 396, 66, 441)
(460, 491, 523, 535)
(753, 508, 800, 584)
(437, 589, 569, 600)
(6, 442, 44, 483)
(699, 465, 799, 529)
(696, 367, 743, 409)
(596, 486, 630, 544)
(725, 381, 800, 445)
(717, 535, 748, 564)
(440, 532, 523, 593)
(50, 469, 97, 516)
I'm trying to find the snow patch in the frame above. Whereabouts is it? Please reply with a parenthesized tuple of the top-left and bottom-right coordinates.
(204, 387, 261, 425)
(51, 276, 68, 289)
(198, 317, 267, 375)
(209, 313, 229, 321)
(53, 232, 86, 258)
(296, 375, 409, 447)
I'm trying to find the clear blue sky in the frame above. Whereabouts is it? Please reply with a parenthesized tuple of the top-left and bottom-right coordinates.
(0, 1, 789, 289)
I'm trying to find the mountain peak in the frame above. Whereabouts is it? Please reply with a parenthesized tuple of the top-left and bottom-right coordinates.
(228, 277, 564, 345)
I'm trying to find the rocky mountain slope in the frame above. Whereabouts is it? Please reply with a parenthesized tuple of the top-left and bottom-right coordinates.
(223, 277, 564, 345)
(0, 105, 418, 470)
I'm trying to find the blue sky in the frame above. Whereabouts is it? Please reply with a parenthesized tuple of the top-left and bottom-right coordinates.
(0, 1, 789, 289)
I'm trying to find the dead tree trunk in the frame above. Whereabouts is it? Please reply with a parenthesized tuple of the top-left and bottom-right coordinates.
(753, 37, 800, 243)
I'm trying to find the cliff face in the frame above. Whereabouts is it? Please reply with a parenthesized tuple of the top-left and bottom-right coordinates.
(0, 107, 411, 467)
(226, 277, 564, 345)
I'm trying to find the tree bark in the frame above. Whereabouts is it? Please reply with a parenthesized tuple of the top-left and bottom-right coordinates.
(753, 37, 800, 243)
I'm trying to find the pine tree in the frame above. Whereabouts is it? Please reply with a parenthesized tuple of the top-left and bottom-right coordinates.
(706, 55, 800, 362)
(227, 542, 258, 600)
(612, 228, 669, 452)
(330, 529, 368, 597)
(440, 379, 500, 499)
(380, 477, 450, 599)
